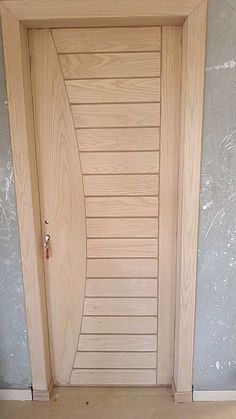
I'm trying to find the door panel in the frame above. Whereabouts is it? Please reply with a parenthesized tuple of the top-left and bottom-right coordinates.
(30, 26, 180, 386)
(86, 218, 159, 238)
(74, 352, 157, 369)
(85, 197, 159, 217)
(70, 369, 157, 386)
(81, 316, 157, 333)
(87, 259, 158, 278)
(52, 27, 161, 53)
(76, 127, 160, 151)
(29, 29, 86, 385)
(85, 278, 157, 297)
(80, 151, 159, 174)
(83, 174, 159, 196)
(71, 103, 160, 128)
(66, 78, 160, 103)
(59, 52, 160, 79)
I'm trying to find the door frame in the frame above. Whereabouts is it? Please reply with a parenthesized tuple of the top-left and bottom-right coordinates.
(0, 0, 208, 402)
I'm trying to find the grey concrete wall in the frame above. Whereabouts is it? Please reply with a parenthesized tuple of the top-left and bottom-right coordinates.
(194, 0, 236, 391)
(0, 26, 31, 389)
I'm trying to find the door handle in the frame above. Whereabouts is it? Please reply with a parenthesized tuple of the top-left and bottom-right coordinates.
(43, 234, 50, 260)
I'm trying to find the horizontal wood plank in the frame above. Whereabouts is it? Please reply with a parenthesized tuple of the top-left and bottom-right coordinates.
(53, 27, 161, 53)
(81, 316, 157, 333)
(74, 351, 157, 368)
(76, 128, 160, 151)
(59, 52, 160, 79)
(87, 218, 158, 237)
(86, 278, 157, 297)
(83, 174, 159, 196)
(70, 369, 156, 385)
(66, 78, 160, 103)
(80, 152, 159, 174)
(78, 334, 157, 351)
(72, 103, 160, 128)
(85, 197, 159, 217)
(87, 258, 158, 277)
(87, 238, 158, 258)
(84, 298, 157, 316)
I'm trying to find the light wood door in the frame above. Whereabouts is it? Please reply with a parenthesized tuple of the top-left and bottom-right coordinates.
(29, 26, 181, 386)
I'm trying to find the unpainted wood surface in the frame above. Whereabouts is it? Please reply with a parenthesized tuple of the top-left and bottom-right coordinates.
(74, 351, 157, 368)
(76, 128, 160, 151)
(70, 369, 156, 385)
(32, 26, 162, 386)
(81, 316, 157, 333)
(85, 197, 159, 217)
(174, 1, 207, 393)
(2, 0, 202, 27)
(72, 103, 160, 128)
(84, 298, 157, 316)
(78, 334, 157, 351)
(86, 218, 158, 237)
(83, 174, 159, 196)
(157, 27, 182, 385)
(86, 278, 157, 297)
(59, 52, 160, 79)
(53, 27, 161, 53)
(87, 258, 158, 278)
(80, 152, 159, 174)
(87, 238, 158, 258)
(30, 29, 86, 385)
(66, 78, 160, 103)
(1, 0, 208, 394)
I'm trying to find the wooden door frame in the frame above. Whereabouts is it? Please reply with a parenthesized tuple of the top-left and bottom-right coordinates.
(0, 0, 207, 402)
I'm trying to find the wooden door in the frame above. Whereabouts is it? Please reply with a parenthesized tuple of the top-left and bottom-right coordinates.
(29, 26, 181, 386)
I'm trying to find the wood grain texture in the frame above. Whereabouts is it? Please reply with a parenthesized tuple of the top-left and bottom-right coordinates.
(65, 27, 161, 384)
(87, 238, 158, 258)
(86, 278, 157, 297)
(76, 128, 160, 151)
(66, 78, 160, 103)
(87, 258, 158, 278)
(84, 174, 159, 196)
(157, 27, 182, 385)
(0, 6, 52, 392)
(174, 0, 207, 393)
(30, 29, 86, 385)
(74, 351, 156, 368)
(87, 218, 158, 237)
(81, 316, 157, 333)
(59, 53, 160, 79)
(1, 0, 208, 395)
(70, 369, 156, 385)
(80, 152, 159, 174)
(72, 103, 160, 128)
(53, 27, 161, 53)
(84, 298, 157, 316)
(2, 0, 202, 27)
(78, 334, 157, 351)
(86, 197, 159, 217)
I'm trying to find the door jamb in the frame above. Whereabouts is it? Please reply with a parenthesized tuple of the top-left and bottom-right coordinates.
(0, 0, 208, 402)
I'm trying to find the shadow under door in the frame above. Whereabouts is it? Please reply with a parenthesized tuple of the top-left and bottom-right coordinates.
(29, 26, 181, 386)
